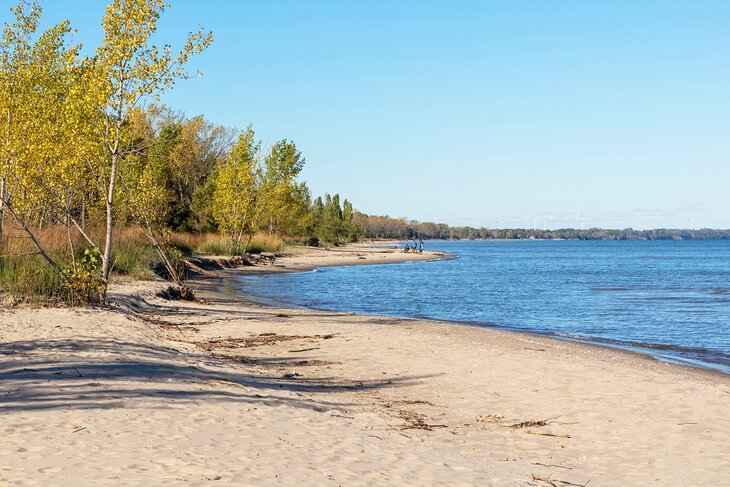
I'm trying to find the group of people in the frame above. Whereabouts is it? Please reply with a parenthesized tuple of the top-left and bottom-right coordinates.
(403, 239, 424, 253)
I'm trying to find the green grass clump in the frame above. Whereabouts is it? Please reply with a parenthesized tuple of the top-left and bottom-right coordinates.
(0, 254, 73, 304)
(246, 240, 278, 254)
(110, 243, 158, 279)
(196, 240, 233, 255)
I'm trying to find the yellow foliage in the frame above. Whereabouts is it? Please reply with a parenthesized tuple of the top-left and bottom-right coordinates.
(211, 125, 260, 253)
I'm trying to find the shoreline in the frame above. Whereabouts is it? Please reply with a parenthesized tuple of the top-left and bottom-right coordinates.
(2, 244, 729, 484)
(187, 242, 455, 302)
(198, 243, 729, 378)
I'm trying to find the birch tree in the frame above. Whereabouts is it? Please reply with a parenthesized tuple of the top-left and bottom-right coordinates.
(0, 0, 41, 243)
(212, 125, 260, 255)
(93, 0, 211, 291)
(0, 1, 103, 302)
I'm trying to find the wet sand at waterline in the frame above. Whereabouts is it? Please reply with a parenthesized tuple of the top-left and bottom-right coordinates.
(1, 245, 728, 485)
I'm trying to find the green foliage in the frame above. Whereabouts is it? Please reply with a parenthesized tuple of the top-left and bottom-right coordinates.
(351, 214, 730, 241)
(310, 193, 362, 246)
(189, 176, 219, 232)
(196, 239, 232, 256)
(245, 239, 280, 254)
(63, 247, 105, 304)
(256, 139, 309, 238)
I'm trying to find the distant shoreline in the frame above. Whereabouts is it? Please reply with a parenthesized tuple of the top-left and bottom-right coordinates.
(402, 234, 730, 241)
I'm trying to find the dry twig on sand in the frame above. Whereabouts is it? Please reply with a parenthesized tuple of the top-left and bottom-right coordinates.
(383, 399, 435, 407)
(144, 315, 200, 333)
(394, 409, 447, 431)
(527, 430, 571, 438)
(195, 332, 337, 350)
(510, 419, 549, 428)
(530, 473, 590, 487)
(532, 463, 573, 470)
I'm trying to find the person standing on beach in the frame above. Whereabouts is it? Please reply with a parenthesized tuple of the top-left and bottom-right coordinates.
(419, 239, 424, 253)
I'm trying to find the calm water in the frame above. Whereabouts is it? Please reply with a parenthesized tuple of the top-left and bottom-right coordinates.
(235, 240, 730, 373)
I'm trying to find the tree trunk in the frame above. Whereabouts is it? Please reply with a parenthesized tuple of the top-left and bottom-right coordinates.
(66, 209, 76, 273)
(243, 233, 253, 254)
(0, 177, 5, 244)
(81, 194, 86, 229)
(145, 224, 181, 285)
(101, 151, 119, 287)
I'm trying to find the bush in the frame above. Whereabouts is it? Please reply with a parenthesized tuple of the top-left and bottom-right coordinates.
(63, 248, 105, 304)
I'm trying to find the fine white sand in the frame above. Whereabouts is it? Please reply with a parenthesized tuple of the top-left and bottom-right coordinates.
(1, 246, 728, 486)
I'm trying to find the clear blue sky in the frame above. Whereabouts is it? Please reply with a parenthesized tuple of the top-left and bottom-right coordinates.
(20, 1, 730, 229)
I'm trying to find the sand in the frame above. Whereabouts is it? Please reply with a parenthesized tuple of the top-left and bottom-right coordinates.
(1, 244, 728, 486)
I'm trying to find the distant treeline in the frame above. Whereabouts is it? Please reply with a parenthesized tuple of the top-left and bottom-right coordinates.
(352, 214, 730, 240)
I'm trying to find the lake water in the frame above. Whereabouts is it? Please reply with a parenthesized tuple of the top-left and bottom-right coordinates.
(235, 240, 730, 374)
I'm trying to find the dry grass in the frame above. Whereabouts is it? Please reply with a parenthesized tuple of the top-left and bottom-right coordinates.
(0, 224, 289, 303)
(193, 231, 283, 255)
(0, 225, 158, 303)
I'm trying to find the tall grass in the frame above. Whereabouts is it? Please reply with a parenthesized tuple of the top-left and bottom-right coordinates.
(247, 233, 282, 254)
(194, 232, 282, 255)
(0, 225, 287, 304)
(0, 225, 157, 302)
(0, 254, 72, 304)
(169, 231, 229, 256)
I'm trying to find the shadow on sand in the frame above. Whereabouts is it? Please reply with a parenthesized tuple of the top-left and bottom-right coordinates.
(0, 338, 430, 412)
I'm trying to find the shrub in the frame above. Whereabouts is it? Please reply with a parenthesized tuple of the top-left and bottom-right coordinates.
(63, 248, 105, 304)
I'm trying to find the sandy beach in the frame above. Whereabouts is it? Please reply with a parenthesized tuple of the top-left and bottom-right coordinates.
(1, 245, 729, 486)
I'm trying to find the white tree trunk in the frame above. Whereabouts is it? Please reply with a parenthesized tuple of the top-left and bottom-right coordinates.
(101, 150, 119, 285)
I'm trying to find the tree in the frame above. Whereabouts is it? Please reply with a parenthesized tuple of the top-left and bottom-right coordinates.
(122, 111, 189, 295)
(0, 0, 43, 242)
(131, 105, 236, 232)
(169, 114, 235, 225)
(212, 125, 260, 255)
(257, 139, 305, 237)
(0, 1, 93, 295)
(92, 0, 212, 293)
(276, 181, 312, 238)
